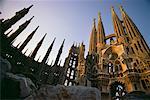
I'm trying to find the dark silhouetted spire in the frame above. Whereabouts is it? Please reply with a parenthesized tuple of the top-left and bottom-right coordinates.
(19, 26, 39, 51)
(54, 39, 65, 65)
(2, 5, 33, 33)
(8, 16, 34, 43)
(97, 12, 106, 48)
(30, 33, 47, 59)
(42, 37, 56, 64)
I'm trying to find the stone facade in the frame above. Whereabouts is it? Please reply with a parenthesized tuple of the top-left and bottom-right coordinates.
(63, 6, 150, 100)
(1, 5, 150, 100)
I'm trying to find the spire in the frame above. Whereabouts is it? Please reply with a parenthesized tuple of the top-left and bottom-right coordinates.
(97, 11, 106, 48)
(111, 7, 126, 43)
(54, 39, 65, 65)
(30, 33, 47, 59)
(19, 26, 39, 51)
(119, 6, 150, 55)
(42, 37, 56, 64)
(119, 5, 141, 38)
(8, 16, 34, 43)
(89, 18, 97, 55)
(2, 5, 33, 33)
(79, 42, 85, 62)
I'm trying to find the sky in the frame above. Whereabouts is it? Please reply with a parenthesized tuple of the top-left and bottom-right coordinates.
(0, 0, 150, 66)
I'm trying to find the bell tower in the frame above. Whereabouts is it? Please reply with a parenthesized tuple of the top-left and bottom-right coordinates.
(89, 18, 97, 55)
(81, 6, 150, 100)
(119, 6, 150, 57)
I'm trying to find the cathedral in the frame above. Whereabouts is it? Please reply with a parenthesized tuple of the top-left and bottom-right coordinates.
(0, 5, 150, 100)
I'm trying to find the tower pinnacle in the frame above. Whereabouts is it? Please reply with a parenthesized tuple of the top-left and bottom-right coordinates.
(97, 11, 105, 50)
(30, 33, 47, 59)
(89, 18, 97, 55)
(19, 26, 39, 51)
(2, 5, 33, 33)
(111, 6, 126, 44)
(54, 39, 65, 65)
(8, 16, 34, 43)
(42, 37, 56, 64)
(119, 6, 150, 56)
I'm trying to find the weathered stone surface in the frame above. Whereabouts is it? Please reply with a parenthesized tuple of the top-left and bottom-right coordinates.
(0, 56, 11, 77)
(0, 57, 36, 99)
(25, 85, 101, 100)
(6, 73, 36, 98)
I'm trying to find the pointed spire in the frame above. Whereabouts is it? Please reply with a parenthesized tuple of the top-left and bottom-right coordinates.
(93, 18, 96, 28)
(8, 16, 34, 43)
(42, 37, 56, 64)
(54, 39, 65, 65)
(30, 33, 47, 59)
(119, 5, 140, 38)
(19, 26, 39, 51)
(119, 6, 150, 54)
(2, 5, 33, 33)
(97, 11, 106, 49)
(27, 5, 33, 10)
(79, 42, 85, 61)
(89, 18, 97, 55)
(111, 6, 126, 43)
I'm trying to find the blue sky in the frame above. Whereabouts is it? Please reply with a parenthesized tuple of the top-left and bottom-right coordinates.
(1, 0, 150, 65)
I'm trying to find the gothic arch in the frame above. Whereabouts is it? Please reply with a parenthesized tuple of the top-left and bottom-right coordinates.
(110, 81, 126, 100)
